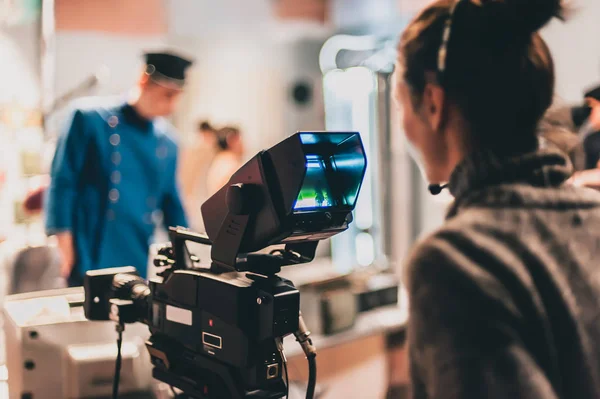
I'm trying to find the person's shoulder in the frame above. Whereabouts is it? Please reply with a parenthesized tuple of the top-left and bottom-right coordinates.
(69, 95, 120, 114)
(473, 183, 600, 211)
(404, 214, 515, 295)
(406, 224, 461, 279)
(65, 96, 123, 126)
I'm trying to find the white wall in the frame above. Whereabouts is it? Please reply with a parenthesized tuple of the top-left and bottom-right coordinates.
(167, 0, 273, 40)
(279, 40, 327, 134)
(171, 36, 289, 155)
(167, 0, 328, 154)
(332, 0, 402, 35)
(543, 0, 600, 103)
(54, 33, 168, 99)
(0, 23, 40, 107)
(47, 32, 168, 135)
(170, 36, 326, 156)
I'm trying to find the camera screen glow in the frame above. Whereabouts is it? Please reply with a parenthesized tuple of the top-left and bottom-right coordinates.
(294, 157, 334, 210)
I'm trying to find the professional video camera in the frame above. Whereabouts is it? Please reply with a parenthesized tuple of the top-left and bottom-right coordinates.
(83, 132, 367, 399)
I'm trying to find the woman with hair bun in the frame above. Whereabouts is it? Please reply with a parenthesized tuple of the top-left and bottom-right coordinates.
(396, 0, 600, 397)
(206, 126, 245, 196)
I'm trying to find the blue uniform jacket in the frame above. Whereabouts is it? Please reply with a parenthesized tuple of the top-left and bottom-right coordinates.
(45, 98, 188, 278)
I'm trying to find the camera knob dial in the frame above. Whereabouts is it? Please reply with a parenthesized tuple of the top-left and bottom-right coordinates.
(157, 244, 173, 258)
(257, 296, 269, 305)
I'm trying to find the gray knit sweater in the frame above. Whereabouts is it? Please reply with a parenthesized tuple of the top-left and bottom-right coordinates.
(407, 150, 600, 399)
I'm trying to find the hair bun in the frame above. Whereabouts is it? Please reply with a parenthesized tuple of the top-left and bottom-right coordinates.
(479, 0, 566, 34)
(199, 120, 214, 131)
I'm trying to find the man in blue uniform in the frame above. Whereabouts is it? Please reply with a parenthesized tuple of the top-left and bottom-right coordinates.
(45, 51, 192, 285)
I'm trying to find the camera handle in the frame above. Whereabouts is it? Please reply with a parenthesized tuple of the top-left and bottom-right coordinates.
(167, 227, 212, 270)
(209, 183, 253, 269)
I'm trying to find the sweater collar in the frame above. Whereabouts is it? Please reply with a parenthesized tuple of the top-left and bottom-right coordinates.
(446, 149, 573, 216)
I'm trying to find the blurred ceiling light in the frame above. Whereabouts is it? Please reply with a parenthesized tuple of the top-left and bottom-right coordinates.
(355, 232, 375, 267)
(322, 67, 376, 232)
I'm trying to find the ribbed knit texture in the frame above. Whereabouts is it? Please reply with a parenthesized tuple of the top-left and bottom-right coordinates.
(407, 149, 600, 399)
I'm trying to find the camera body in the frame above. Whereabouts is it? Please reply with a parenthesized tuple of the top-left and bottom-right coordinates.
(85, 256, 298, 398)
(83, 132, 367, 398)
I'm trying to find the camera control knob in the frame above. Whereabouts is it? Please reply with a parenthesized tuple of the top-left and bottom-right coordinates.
(257, 296, 269, 305)
(153, 255, 174, 267)
(157, 245, 173, 257)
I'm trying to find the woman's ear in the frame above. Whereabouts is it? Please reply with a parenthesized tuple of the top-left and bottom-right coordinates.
(421, 81, 446, 134)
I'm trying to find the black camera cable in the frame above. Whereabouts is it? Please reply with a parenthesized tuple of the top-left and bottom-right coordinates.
(276, 338, 289, 399)
(306, 353, 317, 399)
(284, 360, 290, 399)
(113, 322, 125, 399)
(294, 312, 317, 399)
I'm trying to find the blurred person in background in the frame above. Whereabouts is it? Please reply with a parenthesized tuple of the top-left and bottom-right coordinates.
(571, 103, 592, 132)
(579, 86, 600, 168)
(179, 120, 217, 231)
(565, 86, 600, 188)
(395, 0, 600, 397)
(45, 51, 191, 286)
(539, 106, 585, 171)
(206, 126, 244, 196)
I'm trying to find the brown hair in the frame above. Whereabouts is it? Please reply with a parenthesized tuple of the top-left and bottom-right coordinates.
(399, 0, 566, 155)
(198, 120, 214, 132)
(216, 126, 241, 151)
